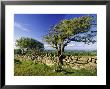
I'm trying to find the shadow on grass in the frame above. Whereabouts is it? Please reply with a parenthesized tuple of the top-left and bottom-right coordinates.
(14, 59, 22, 64)
(55, 68, 74, 74)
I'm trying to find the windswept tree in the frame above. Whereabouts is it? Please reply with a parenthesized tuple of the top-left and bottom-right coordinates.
(16, 37, 44, 54)
(44, 16, 96, 65)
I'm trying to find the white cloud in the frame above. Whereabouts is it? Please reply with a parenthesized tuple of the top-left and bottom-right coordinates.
(14, 22, 31, 32)
(44, 42, 97, 50)
(44, 44, 54, 50)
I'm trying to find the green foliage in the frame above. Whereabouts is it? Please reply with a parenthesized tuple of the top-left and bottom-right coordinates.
(25, 49, 44, 60)
(14, 60, 53, 76)
(14, 49, 22, 55)
(44, 50, 96, 56)
(14, 59, 96, 76)
(14, 59, 22, 64)
(64, 50, 97, 56)
(16, 37, 44, 51)
(44, 16, 96, 50)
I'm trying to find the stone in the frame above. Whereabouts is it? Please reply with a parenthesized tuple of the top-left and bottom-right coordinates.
(45, 59, 54, 66)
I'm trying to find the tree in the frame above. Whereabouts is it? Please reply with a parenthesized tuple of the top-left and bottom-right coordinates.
(44, 16, 96, 65)
(16, 37, 44, 54)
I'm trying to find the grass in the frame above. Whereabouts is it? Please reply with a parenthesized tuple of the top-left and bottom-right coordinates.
(14, 60, 97, 76)
(45, 50, 97, 56)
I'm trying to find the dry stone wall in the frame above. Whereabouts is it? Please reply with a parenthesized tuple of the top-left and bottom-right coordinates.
(15, 54, 97, 70)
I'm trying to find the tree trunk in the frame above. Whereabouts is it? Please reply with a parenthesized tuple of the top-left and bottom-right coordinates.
(57, 44, 65, 65)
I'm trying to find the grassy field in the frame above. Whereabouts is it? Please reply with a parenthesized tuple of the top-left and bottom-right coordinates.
(45, 50, 97, 56)
(14, 59, 97, 76)
(14, 50, 97, 76)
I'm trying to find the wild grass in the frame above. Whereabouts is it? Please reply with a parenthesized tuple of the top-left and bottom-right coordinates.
(14, 59, 97, 76)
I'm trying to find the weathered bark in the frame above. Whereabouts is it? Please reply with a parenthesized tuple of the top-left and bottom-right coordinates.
(57, 44, 65, 65)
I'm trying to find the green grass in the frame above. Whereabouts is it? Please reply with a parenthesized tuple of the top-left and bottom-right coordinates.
(14, 60, 97, 76)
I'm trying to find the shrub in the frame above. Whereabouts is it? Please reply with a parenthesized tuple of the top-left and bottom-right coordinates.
(14, 49, 22, 55)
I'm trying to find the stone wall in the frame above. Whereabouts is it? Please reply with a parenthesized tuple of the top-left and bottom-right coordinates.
(15, 55, 97, 70)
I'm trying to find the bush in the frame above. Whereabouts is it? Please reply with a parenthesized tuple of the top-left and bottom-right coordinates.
(14, 49, 22, 55)
(14, 59, 22, 64)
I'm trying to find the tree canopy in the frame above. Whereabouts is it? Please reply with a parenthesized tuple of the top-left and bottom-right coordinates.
(44, 16, 96, 65)
(44, 16, 96, 50)
(16, 37, 44, 51)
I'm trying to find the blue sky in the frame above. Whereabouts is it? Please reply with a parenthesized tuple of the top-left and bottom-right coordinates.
(14, 14, 97, 50)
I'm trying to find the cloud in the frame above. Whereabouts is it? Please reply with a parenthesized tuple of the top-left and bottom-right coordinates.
(14, 22, 31, 32)
(44, 42, 97, 50)
(44, 44, 54, 50)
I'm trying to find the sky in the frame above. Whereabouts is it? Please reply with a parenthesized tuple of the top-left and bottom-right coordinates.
(14, 14, 97, 50)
